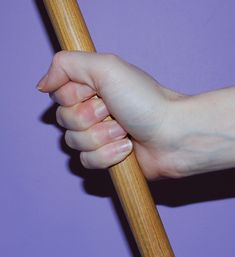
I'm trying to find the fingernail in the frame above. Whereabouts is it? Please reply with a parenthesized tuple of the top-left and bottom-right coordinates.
(37, 74, 48, 91)
(56, 107, 64, 127)
(109, 122, 126, 138)
(49, 92, 56, 102)
(117, 139, 133, 154)
(94, 101, 108, 119)
(80, 152, 88, 168)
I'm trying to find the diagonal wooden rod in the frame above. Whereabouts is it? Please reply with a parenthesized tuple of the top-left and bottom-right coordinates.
(43, 1, 175, 256)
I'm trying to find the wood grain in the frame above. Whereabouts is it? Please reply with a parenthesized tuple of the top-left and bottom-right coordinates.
(43, 1, 175, 256)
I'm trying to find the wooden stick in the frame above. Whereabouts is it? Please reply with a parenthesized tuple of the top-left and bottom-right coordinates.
(43, 1, 175, 256)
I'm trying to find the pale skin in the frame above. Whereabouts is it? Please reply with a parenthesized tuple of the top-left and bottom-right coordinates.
(38, 51, 235, 180)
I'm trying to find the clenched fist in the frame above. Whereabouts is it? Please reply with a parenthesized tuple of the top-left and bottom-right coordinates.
(39, 51, 235, 179)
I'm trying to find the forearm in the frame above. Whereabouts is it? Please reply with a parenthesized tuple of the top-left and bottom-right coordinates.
(174, 86, 235, 176)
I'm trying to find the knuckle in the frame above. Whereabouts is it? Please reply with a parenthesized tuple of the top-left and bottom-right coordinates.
(89, 127, 101, 148)
(80, 150, 107, 170)
(73, 114, 84, 131)
(102, 53, 120, 64)
(52, 51, 67, 67)
(98, 53, 123, 86)
(98, 154, 109, 169)
(57, 87, 69, 106)
(80, 152, 89, 168)
(56, 106, 64, 127)
(64, 130, 73, 148)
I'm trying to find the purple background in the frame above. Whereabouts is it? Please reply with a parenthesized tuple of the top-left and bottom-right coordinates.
(1, 1, 235, 256)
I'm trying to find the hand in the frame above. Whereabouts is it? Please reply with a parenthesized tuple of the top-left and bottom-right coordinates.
(38, 51, 187, 179)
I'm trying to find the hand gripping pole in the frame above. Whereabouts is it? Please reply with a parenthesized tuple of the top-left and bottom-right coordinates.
(43, 1, 175, 256)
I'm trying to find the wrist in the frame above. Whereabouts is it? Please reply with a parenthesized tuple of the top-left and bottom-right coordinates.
(168, 91, 235, 177)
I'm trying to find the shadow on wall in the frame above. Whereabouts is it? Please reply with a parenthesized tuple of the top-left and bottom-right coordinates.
(35, 0, 61, 53)
(149, 168, 235, 206)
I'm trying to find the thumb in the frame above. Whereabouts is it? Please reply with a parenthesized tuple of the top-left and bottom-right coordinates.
(37, 51, 114, 93)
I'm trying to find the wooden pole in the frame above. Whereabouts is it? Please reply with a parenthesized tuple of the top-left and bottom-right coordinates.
(43, 1, 175, 256)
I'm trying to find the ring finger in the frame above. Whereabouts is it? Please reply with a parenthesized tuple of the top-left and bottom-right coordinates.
(65, 120, 127, 151)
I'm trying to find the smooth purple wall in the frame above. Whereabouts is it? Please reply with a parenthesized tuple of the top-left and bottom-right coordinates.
(1, 1, 235, 256)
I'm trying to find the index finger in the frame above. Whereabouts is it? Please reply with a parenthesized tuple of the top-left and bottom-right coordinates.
(37, 51, 107, 93)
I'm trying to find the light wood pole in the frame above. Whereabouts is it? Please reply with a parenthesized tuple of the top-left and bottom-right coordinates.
(43, 1, 175, 256)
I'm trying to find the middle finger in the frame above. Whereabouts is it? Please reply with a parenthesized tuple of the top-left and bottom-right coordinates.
(56, 98, 109, 131)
